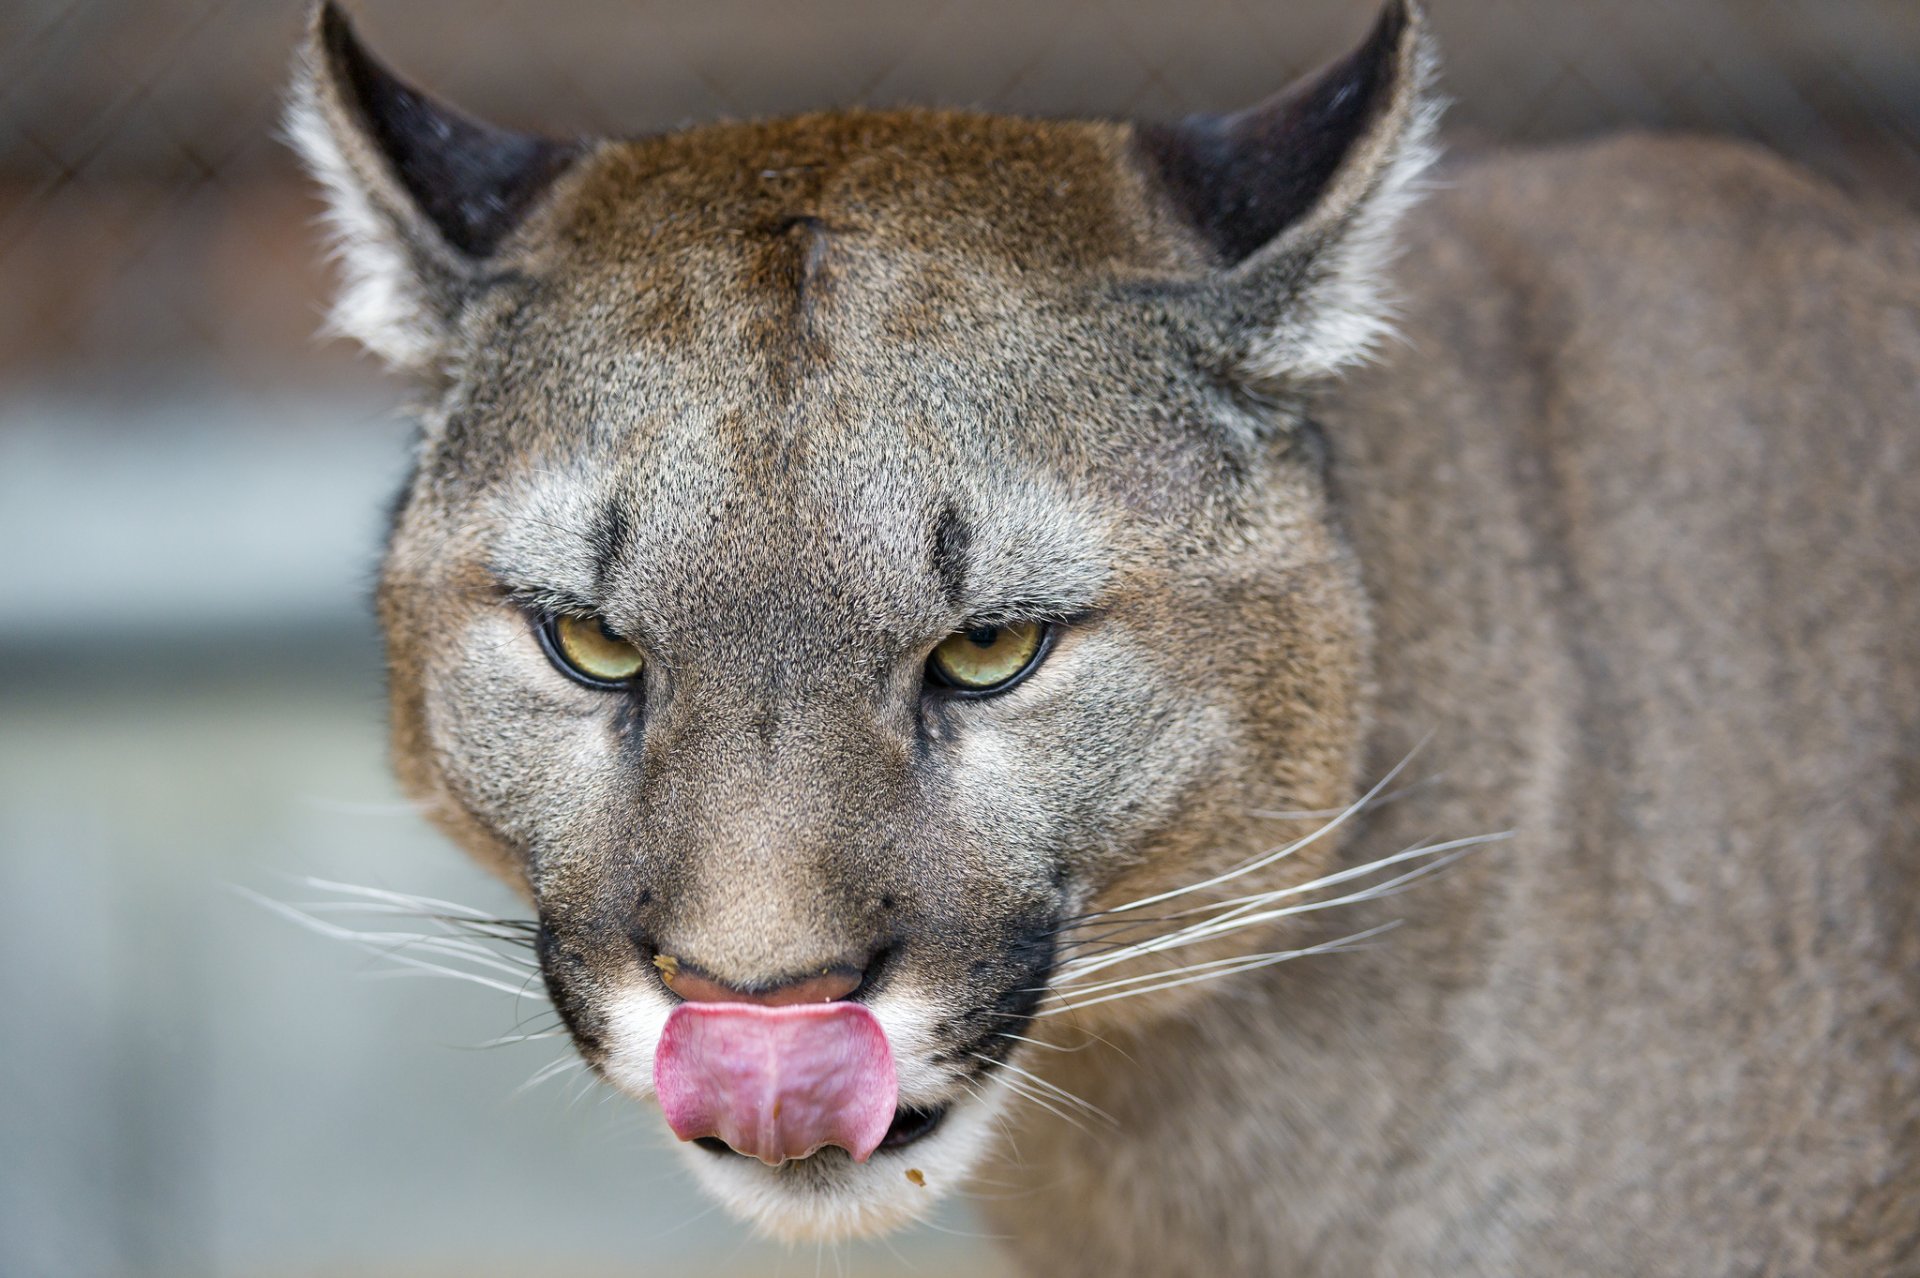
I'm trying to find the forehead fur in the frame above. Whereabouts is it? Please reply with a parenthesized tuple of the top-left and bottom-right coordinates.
(471, 109, 1217, 435)
(485, 106, 1193, 407)
(552, 108, 1195, 281)
(412, 109, 1251, 584)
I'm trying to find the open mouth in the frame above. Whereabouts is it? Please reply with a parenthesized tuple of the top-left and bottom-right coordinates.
(692, 1102, 951, 1161)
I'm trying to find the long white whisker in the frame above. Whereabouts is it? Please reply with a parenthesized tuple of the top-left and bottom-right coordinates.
(1056, 849, 1478, 988)
(288, 920, 539, 962)
(992, 1031, 1098, 1055)
(296, 876, 515, 923)
(976, 1062, 1094, 1134)
(1056, 831, 1508, 984)
(282, 925, 542, 979)
(1038, 922, 1400, 1016)
(979, 1055, 1115, 1125)
(1095, 736, 1429, 919)
(241, 890, 550, 1001)
(1051, 894, 1437, 1000)
(469, 1028, 570, 1047)
(958, 1076, 1025, 1166)
(1056, 948, 1308, 1000)
(515, 1054, 586, 1095)
(1245, 769, 1445, 821)
(1154, 829, 1508, 925)
(294, 900, 536, 944)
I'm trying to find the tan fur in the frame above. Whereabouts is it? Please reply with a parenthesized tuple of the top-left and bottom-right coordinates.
(988, 136, 1920, 1275)
(294, 2, 1919, 1270)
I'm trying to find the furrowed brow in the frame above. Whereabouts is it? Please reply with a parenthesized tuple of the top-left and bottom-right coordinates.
(938, 489, 1112, 623)
(589, 499, 633, 599)
(484, 474, 633, 612)
(928, 503, 972, 606)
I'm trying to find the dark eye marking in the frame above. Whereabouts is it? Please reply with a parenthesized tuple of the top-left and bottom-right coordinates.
(928, 503, 972, 606)
(590, 498, 633, 597)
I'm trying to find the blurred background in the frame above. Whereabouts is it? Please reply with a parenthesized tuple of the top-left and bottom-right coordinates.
(1, 1, 1915, 1274)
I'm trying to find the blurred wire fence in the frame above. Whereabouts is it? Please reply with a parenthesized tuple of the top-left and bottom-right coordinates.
(1, 0, 1916, 391)
(0, 2, 1914, 1276)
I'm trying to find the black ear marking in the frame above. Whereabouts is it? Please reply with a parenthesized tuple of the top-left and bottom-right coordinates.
(1135, 0, 1413, 265)
(316, 1, 579, 258)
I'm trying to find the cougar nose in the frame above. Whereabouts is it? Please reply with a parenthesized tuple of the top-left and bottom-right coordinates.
(651, 953, 867, 1007)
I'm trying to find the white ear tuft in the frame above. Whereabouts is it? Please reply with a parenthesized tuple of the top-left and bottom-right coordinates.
(284, 67, 444, 370)
(284, 3, 580, 374)
(1238, 30, 1443, 381)
(1137, 0, 1444, 389)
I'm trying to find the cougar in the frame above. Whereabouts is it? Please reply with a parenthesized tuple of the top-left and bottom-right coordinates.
(289, 0, 1919, 1271)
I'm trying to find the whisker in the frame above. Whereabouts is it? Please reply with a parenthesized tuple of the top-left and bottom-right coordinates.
(958, 1076, 1026, 1167)
(1038, 922, 1401, 1015)
(515, 1054, 586, 1096)
(1054, 831, 1509, 985)
(876, 1230, 923, 1275)
(240, 888, 551, 1002)
(1051, 909, 1415, 1001)
(1076, 736, 1430, 922)
(984, 1005, 1140, 1065)
(976, 1054, 1115, 1125)
(466, 1027, 570, 1048)
(1155, 829, 1506, 925)
(1244, 769, 1445, 821)
(292, 912, 537, 951)
(991, 1031, 1098, 1055)
(289, 926, 542, 979)
(296, 899, 539, 938)
(1049, 856, 1466, 993)
(295, 876, 518, 923)
(969, 1060, 1094, 1134)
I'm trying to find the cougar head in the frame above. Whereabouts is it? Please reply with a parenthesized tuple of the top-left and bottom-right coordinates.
(290, 0, 1437, 1240)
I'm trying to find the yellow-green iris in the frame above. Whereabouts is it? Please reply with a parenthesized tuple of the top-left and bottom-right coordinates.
(549, 614, 644, 685)
(929, 621, 1047, 693)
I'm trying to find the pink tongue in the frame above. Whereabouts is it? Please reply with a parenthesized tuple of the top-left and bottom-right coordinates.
(653, 1001, 898, 1166)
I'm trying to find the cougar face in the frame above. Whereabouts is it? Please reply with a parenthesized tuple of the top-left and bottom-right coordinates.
(293, 0, 1435, 1240)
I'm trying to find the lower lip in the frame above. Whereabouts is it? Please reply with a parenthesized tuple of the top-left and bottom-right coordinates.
(692, 1103, 951, 1161)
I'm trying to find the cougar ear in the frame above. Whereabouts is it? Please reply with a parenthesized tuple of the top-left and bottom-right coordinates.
(1134, 0, 1440, 386)
(285, 2, 582, 371)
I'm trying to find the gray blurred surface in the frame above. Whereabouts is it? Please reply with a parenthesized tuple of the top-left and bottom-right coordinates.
(0, 392, 404, 646)
(5, 0, 1916, 179)
(2, 0, 1917, 384)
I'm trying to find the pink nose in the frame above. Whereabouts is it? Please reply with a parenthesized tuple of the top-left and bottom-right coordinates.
(652, 1000, 898, 1166)
(654, 954, 865, 1007)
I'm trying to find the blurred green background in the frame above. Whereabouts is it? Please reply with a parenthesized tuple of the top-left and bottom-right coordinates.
(2, 1, 1915, 1274)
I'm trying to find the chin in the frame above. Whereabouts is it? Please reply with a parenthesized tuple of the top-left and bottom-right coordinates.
(673, 1094, 1005, 1241)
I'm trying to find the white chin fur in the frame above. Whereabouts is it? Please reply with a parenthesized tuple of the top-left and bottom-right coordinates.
(676, 1092, 1003, 1242)
(598, 981, 1006, 1240)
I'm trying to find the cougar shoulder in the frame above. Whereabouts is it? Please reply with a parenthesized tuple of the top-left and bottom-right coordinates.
(988, 137, 1920, 1276)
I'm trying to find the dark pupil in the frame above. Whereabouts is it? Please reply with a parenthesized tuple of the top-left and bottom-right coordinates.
(965, 626, 1001, 649)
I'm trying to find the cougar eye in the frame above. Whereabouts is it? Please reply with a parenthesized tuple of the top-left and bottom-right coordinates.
(927, 621, 1051, 695)
(539, 614, 645, 688)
